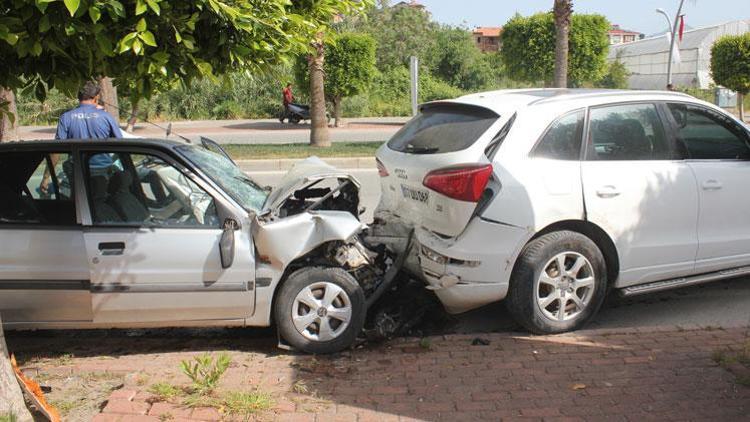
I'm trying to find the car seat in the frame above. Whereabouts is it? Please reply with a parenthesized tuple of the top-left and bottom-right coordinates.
(614, 119, 651, 159)
(108, 171, 149, 223)
(89, 176, 122, 223)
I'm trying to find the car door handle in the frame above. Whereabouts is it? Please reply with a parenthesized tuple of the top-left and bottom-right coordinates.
(98, 242, 125, 256)
(596, 185, 620, 198)
(702, 180, 723, 191)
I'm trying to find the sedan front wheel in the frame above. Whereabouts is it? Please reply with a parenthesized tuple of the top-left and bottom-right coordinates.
(275, 267, 365, 354)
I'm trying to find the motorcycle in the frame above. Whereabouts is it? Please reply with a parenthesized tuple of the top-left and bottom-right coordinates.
(279, 103, 331, 125)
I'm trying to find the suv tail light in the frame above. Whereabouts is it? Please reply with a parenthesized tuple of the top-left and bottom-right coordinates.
(376, 158, 389, 177)
(422, 164, 493, 202)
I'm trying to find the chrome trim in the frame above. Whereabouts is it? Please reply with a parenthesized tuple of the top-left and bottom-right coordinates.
(90, 282, 248, 293)
(620, 266, 750, 297)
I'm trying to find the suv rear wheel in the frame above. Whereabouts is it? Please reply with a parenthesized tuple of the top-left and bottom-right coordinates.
(275, 267, 365, 354)
(507, 231, 607, 334)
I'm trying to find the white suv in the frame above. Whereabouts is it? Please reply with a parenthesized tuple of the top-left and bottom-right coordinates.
(374, 89, 750, 334)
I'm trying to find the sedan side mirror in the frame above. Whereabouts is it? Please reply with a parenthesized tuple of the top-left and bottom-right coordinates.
(220, 218, 238, 269)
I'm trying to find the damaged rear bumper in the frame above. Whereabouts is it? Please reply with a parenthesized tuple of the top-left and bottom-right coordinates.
(372, 213, 530, 314)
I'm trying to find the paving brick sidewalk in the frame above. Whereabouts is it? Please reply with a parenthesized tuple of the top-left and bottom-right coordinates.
(16, 325, 750, 421)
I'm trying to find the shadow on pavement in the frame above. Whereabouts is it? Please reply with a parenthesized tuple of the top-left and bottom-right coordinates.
(223, 122, 311, 130)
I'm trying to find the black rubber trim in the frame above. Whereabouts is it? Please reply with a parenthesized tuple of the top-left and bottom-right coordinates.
(90, 282, 247, 293)
(0, 280, 90, 290)
(255, 277, 272, 288)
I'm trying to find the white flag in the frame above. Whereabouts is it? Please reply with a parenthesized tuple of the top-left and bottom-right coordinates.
(666, 32, 682, 64)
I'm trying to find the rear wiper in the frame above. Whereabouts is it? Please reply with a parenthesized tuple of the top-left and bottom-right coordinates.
(405, 145, 439, 154)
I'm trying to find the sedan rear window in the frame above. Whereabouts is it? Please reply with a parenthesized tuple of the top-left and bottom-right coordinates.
(387, 104, 499, 154)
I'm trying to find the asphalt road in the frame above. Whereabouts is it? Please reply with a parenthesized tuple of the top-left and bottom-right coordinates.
(250, 166, 750, 333)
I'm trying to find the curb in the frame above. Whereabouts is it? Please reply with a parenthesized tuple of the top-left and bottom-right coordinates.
(236, 156, 376, 172)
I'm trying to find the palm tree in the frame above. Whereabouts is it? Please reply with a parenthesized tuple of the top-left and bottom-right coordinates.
(0, 87, 18, 142)
(308, 34, 331, 147)
(553, 0, 573, 88)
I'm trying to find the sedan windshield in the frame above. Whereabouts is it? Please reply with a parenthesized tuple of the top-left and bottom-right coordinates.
(177, 145, 267, 213)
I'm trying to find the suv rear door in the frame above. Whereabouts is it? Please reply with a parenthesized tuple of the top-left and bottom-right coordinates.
(0, 147, 92, 326)
(376, 103, 504, 237)
(581, 102, 699, 287)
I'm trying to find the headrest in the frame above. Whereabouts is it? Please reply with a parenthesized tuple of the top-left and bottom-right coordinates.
(90, 176, 109, 200)
(109, 171, 133, 193)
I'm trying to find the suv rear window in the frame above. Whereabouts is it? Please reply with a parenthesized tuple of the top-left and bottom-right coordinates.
(387, 104, 498, 154)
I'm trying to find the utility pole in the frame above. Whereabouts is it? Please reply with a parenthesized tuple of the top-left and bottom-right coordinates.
(656, 0, 685, 89)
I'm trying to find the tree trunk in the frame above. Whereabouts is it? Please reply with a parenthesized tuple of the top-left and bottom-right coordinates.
(553, 0, 573, 88)
(125, 100, 139, 133)
(309, 39, 330, 147)
(0, 87, 19, 142)
(738, 92, 746, 122)
(333, 96, 342, 128)
(0, 315, 33, 421)
(98, 76, 120, 123)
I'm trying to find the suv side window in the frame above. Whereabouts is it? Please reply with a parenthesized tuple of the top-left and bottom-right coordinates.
(0, 151, 76, 225)
(83, 151, 219, 227)
(587, 103, 670, 161)
(531, 110, 585, 160)
(666, 103, 750, 160)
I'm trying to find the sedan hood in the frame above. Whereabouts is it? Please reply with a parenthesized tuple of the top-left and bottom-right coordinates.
(261, 156, 361, 215)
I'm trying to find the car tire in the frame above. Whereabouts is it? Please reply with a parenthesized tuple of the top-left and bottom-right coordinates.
(275, 266, 365, 354)
(506, 230, 607, 334)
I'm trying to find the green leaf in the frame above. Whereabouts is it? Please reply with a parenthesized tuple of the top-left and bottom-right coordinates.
(63, 0, 81, 16)
(38, 15, 51, 32)
(173, 27, 182, 43)
(132, 38, 143, 54)
(89, 6, 101, 24)
(145, 0, 160, 15)
(4, 33, 19, 46)
(30, 41, 42, 56)
(152, 51, 168, 62)
(139, 30, 156, 47)
(108, 0, 125, 18)
(136, 18, 147, 32)
(135, 0, 148, 15)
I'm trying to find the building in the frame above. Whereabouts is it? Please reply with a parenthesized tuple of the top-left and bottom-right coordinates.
(393, 1, 427, 12)
(473, 27, 502, 53)
(608, 20, 750, 90)
(608, 24, 643, 45)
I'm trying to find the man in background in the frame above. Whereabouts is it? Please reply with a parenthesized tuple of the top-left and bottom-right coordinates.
(280, 82, 294, 123)
(41, 81, 122, 194)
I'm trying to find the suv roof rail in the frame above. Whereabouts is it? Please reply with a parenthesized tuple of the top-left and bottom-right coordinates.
(529, 89, 694, 106)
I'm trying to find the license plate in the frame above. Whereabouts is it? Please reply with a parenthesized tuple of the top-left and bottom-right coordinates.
(400, 184, 429, 203)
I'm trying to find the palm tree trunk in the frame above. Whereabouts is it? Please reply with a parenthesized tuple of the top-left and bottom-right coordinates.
(98, 76, 120, 122)
(333, 96, 343, 128)
(0, 87, 19, 142)
(553, 0, 573, 88)
(738, 92, 745, 122)
(125, 100, 139, 133)
(309, 38, 331, 147)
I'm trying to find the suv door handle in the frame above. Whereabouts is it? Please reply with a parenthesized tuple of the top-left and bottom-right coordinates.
(596, 185, 620, 198)
(98, 242, 125, 256)
(702, 180, 723, 191)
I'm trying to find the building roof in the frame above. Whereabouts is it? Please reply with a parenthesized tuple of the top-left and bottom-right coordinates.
(609, 19, 750, 58)
(473, 27, 502, 37)
(608, 24, 641, 36)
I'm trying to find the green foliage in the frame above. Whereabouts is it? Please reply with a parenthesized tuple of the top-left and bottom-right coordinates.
(711, 33, 750, 95)
(0, 0, 371, 105)
(0, 412, 17, 422)
(179, 353, 231, 395)
(430, 26, 495, 91)
(597, 57, 630, 89)
(501, 12, 610, 86)
(294, 33, 376, 102)
(326, 33, 377, 101)
(357, 5, 437, 69)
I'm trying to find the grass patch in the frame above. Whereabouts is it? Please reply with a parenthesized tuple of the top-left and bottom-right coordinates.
(223, 142, 381, 160)
(0, 413, 17, 422)
(713, 340, 750, 386)
(223, 391, 274, 417)
(149, 382, 183, 402)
